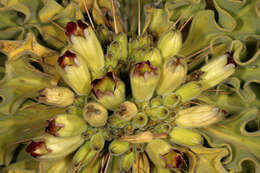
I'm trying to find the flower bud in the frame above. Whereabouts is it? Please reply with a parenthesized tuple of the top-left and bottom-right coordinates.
(105, 53, 118, 69)
(143, 48, 162, 67)
(109, 140, 129, 156)
(45, 114, 86, 137)
(175, 81, 202, 102)
(175, 105, 225, 128)
(120, 152, 135, 172)
(200, 54, 236, 90)
(91, 72, 125, 110)
(162, 93, 180, 108)
(107, 41, 121, 60)
(130, 61, 160, 102)
(155, 123, 172, 134)
(157, 57, 187, 96)
(73, 141, 97, 167)
(26, 135, 84, 160)
(169, 127, 203, 146)
(57, 50, 91, 95)
(90, 132, 105, 152)
(150, 106, 169, 120)
(157, 30, 182, 59)
(38, 87, 74, 107)
(115, 101, 138, 121)
(145, 139, 183, 168)
(132, 113, 148, 129)
(150, 96, 163, 107)
(114, 32, 128, 60)
(83, 102, 108, 127)
(108, 114, 128, 128)
(66, 20, 104, 74)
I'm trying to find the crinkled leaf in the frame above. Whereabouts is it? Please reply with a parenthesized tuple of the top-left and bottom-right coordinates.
(199, 108, 260, 172)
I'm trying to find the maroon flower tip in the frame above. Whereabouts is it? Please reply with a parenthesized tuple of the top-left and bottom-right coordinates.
(77, 20, 88, 30)
(45, 118, 63, 137)
(26, 141, 45, 157)
(175, 155, 183, 168)
(133, 61, 158, 77)
(225, 52, 237, 67)
(58, 51, 77, 68)
(65, 22, 77, 36)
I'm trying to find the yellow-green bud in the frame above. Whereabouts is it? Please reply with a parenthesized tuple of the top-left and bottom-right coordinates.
(38, 87, 74, 107)
(169, 127, 203, 146)
(150, 96, 163, 107)
(115, 101, 138, 121)
(107, 41, 121, 60)
(45, 114, 86, 137)
(73, 141, 97, 167)
(200, 54, 236, 90)
(132, 112, 148, 129)
(143, 48, 162, 67)
(105, 53, 118, 69)
(83, 102, 108, 127)
(66, 20, 104, 75)
(120, 152, 135, 172)
(108, 114, 128, 128)
(145, 139, 183, 169)
(109, 140, 129, 156)
(175, 105, 225, 128)
(175, 81, 202, 102)
(26, 134, 84, 160)
(57, 50, 91, 95)
(162, 93, 180, 108)
(130, 61, 160, 102)
(114, 32, 128, 60)
(157, 57, 187, 96)
(157, 30, 182, 59)
(91, 72, 125, 110)
(150, 106, 169, 120)
(155, 123, 172, 134)
(90, 132, 105, 152)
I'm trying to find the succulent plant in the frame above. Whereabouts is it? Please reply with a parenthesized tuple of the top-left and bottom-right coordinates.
(0, 0, 260, 173)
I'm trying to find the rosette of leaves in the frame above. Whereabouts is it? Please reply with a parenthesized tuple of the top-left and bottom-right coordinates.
(0, 0, 260, 173)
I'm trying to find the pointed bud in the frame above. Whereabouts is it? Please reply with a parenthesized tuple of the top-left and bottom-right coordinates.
(114, 32, 128, 60)
(130, 61, 160, 102)
(73, 141, 97, 166)
(157, 57, 187, 96)
(38, 87, 74, 107)
(132, 113, 148, 128)
(143, 48, 162, 67)
(26, 135, 84, 160)
(169, 127, 203, 146)
(109, 140, 129, 156)
(45, 114, 86, 137)
(91, 72, 125, 110)
(145, 139, 183, 169)
(107, 41, 122, 60)
(83, 102, 108, 127)
(157, 30, 182, 59)
(90, 132, 105, 152)
(120, 152, 135, 172)
(200, 54, 236, 90)
(175, 81, 202, 102)
(57, 50, 91, 95)
(66, 20, 105, 75)
(175, 105, 225, 128)
(115, 101, 137, 121)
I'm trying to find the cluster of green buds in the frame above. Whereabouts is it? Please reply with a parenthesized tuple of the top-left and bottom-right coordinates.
(23, 17, 238, 172)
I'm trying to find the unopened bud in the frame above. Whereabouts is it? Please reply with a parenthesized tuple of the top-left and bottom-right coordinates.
(132, 113, 148, 129)
(57, 50, 91, 95)
(157, 30, 182, 59)
(175, 105, 225, 128)
(175, 81, 202, 102)
(26, 135, 84, 160)
(120, 152, 135, 172)
(162, 93, 180, 108)
(114, 32, 128, 60)
(169, 127, 203, 146)
(38, 87, 74, 107)
(109, 140, 129, 156)
(143, 48, 162, 67)
(130, 61, 160, 102)
(91, 72, 125, 110)
(45, 114, 86, 137)
(83, 102, 108, 127)
(157, 57, 187, 96)
(115, 101, 137, 121)
(90, 132, 105, 152)
(73, 141, 97, 166)
(150, 106, 169, 120)
(145, 139, 183, 169)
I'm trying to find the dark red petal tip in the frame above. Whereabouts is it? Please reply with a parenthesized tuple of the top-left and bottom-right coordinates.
(77, 20, 88, 30)
(225, 52, 237, 67)
(58, 51, 77, 68)
(65, 22, 77, 36)
(26, 141, 45, 157)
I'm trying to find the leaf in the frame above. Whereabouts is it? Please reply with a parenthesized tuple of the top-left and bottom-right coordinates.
(0, 55, 51, 115)
(198, 108, 260, 172)
(0, 103, 65, 165)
